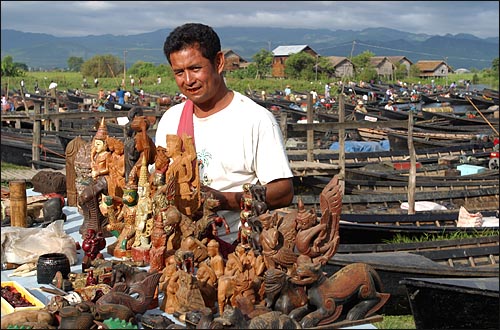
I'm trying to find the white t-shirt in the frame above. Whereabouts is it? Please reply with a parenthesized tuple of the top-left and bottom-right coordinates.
(155, 91, 293, 243)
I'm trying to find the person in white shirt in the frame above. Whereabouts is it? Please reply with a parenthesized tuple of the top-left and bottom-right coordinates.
(156, 23, 294, 245)
(48, 80, 58, 90)
(384, 100, 395, 111)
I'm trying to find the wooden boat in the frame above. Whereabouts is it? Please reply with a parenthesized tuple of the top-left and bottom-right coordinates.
(337, 235, 499, 254)
(386, 130, 493, 151)
(0, 128, 66, 169)
(286, 142, 495, 166)
(367, 105, 424, 121)
(421, 107, 499, 126)
(324, 238, 499, 315)
(337, 210, 499, 244)
(400, 277, 499, 329)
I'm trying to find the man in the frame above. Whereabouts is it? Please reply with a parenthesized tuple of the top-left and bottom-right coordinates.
(155, 23, 293, 244)
(354, 100, 367, 113)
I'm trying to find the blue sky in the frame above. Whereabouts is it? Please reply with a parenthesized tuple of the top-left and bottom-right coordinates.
(1, 1, 499, 38)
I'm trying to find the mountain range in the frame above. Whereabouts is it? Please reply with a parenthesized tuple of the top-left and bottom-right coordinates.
(1, 27, 498, 71)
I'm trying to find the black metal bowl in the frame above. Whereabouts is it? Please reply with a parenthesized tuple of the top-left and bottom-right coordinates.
(36, 253, 71, 284)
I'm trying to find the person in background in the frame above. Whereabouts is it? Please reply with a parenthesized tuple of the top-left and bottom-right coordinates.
(324, 83, 331, 100)
(354, 100, 367, 113)
(124, 90, 131, 103)
(20, 79, 25, 95)
(98, 88, 106, 100)
(157, 75, 162, 85)
(155, 23, 294, 245)
(116, 87, 125, 105)
(384, 100, 395, 111)
(48, 80, 58, 98)
(310, 89, 318, 104)
(94, 77, 99, 88)
(284, 85, 292, 100)
(1, 94, 8, 112)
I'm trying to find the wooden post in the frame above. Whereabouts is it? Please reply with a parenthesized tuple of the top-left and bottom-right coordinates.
(407, 111, 416, 214)
(9, 180, 27, 227)
(306, 93, 314, 162)
(338, 94, 346, 187)
(32, 102, 42, 168)
(280, 111, 288, 141)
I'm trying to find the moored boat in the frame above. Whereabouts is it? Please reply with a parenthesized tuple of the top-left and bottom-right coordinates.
(400, 277, 499, 329)
(324, 238, 499, 315)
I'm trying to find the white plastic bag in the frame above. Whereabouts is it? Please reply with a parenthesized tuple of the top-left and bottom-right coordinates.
(1, 220, 77, 265)
(457, 206, 483, 227)
(400, 201, 448, 211)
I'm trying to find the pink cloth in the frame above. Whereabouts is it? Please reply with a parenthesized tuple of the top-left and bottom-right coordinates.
(176, 100, 194, 151)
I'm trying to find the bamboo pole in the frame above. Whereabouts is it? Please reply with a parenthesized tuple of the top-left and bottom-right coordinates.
(465, 96, 499, 136)
(32, 102, 42, 167)
(306, 93, 314, 162)
(338, 94, 346, 186)
(407, 111, 416, 214)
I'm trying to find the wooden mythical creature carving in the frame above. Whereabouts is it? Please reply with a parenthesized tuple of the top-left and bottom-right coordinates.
(210, 305, 301, 329)
(195, 192, 229, 241)
(258, 212, 297, 272)
(263, 268, 308, 315)
(289, 256, 390, 328)
(295, 174, 342, 265)
(96, 271, 162, 315)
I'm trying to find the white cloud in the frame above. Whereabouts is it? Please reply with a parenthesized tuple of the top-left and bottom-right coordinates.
(1, 1, 498, 38)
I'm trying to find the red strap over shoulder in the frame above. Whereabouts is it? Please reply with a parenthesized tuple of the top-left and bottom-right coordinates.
(176, 99, 195, 149)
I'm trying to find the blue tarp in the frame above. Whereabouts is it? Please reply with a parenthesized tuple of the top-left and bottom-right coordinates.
(329, 140, 390, 152)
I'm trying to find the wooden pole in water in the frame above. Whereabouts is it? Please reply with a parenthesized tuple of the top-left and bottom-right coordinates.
(338, 94, 346, 186)
(9, 180, 27, 227)
(465, 96, 499, 136)
(407, 112, 416, 214)
(32, 102, 41, 167)
(306, 93, 314, 162)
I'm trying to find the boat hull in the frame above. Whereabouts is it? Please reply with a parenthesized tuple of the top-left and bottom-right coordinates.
(400, 277, 499, 329)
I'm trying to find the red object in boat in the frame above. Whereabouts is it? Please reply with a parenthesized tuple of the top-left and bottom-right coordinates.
(393, 162, 422, 170)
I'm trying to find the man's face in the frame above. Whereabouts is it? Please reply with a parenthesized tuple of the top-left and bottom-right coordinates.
(169, 45, 222, 105)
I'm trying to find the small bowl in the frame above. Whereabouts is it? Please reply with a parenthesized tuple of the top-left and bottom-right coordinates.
(36, 253, 71, 284)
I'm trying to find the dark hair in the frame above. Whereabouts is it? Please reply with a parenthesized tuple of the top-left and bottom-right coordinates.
(163, 23, 221, 65)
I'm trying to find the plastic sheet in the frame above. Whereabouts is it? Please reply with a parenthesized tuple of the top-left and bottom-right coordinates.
(1, 220, 77, 266)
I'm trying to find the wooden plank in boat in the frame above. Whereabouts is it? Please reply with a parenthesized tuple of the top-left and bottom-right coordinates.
(289, 160, 339, 177)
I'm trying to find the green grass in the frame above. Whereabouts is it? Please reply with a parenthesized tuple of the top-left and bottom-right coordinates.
(384, 228, 499, 244)
(1, 162, 33, 188)
(3, 71, 498, 99)
(374, 315, 416, 329)
(1, 162, 31, 171)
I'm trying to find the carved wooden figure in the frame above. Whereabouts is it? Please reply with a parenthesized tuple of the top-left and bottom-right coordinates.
(78, 118, 111, 238)
(164, 134, 200, 217)
(131, 156, 154, 265)
(127, 116, 156, 186)
(65, 136, 87, 206)
(106, 136, 126, 200)
(81, 228, 106, 271)
(295, 175, 342, 265)
(113, 184, 138, 258)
